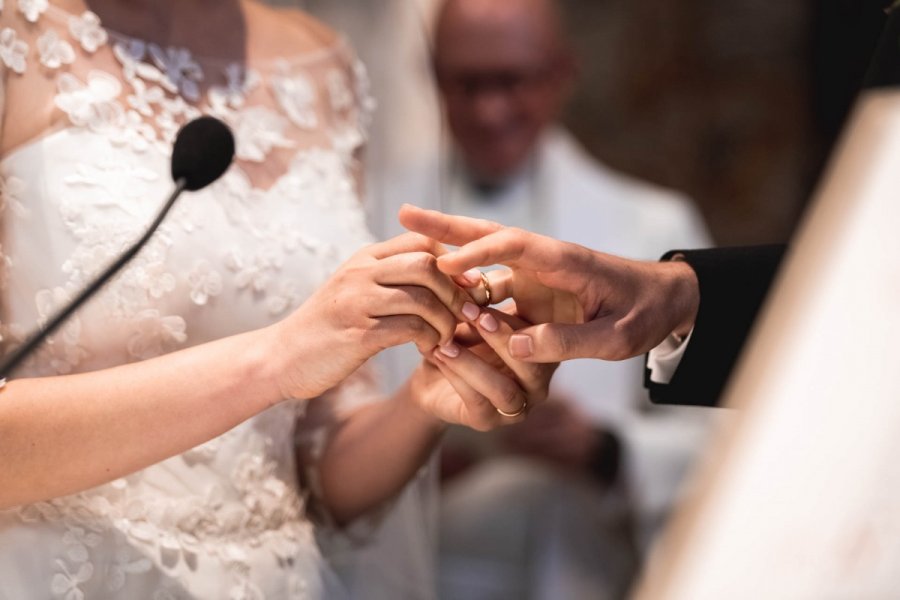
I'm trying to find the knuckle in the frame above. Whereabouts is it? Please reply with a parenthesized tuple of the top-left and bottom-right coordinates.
(497, 384, 522, 411)
(409, 285, 434, 307)
(409, 251, 438, 273)
(407, 316, 427, 334)
(612, 316, 643, 359)
(415, 320, 440, 342)
(548, 327, 569, 358)
(449, 285, 466, 311)
(398, 285, 428, 305)
(408, 232, 431, 248)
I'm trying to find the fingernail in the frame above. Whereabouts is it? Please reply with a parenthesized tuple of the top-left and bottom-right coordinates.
(462, 302, 480, 321)
(439, 343, 460, 358)
(510, 334, 533, 358)
(461, 269, 482, 286)
(479, 313, 498, 333)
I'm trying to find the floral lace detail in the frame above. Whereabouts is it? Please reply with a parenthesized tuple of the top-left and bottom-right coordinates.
(1, 5, 376, 596)
(0, 244, 12, 290)
(126, 309, 187, 360)
(209, 63, 260, 112)
(12, 401, 316, 597)
(147, 44, 203, 102)
(37, 27, 74, 68)
(26, 286, 90, 374)
(68, 10, 106, 53)
(0, 27, 28, 73)
(272, 64, 318, 130)
(52, 559, 93, 600)
(106, 544, 153, 592)
(55, 70, 125, 133)
(0, 173, 28, 218)
(187, 260, 223, 306)
(228, 106, 295, 162)
(18, 0, 48, 23)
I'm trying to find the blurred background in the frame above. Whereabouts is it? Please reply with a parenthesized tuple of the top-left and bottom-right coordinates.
(295, 0, 886, 246)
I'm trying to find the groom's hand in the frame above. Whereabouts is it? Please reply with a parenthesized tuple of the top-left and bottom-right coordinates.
(399, 204, 700, 363)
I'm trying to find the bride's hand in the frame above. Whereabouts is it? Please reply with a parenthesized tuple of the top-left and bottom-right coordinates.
(270, 233, 477, 401)
(408, 306, 557, 431)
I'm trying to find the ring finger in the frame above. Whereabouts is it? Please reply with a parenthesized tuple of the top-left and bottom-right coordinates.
(433, 345, 528, 420)
(371, 285, 458, 344)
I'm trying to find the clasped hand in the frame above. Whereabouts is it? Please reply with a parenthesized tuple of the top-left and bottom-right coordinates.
(272, 231, 555, 431)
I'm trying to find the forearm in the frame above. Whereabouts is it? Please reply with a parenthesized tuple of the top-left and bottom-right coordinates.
(0, 325, 284, 509)
(315, 376, 446, 525)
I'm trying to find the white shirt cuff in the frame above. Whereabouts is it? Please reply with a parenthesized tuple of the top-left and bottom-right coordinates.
(647, 328, 694, 384)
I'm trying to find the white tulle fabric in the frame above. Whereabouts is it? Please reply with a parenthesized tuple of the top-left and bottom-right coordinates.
(0, 3, 408, 598)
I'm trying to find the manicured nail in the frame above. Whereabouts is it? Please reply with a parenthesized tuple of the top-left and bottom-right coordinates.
(479, 313, 498, 333)
(461, 269, 482, 286)
(439, 343, 460, 358)
(510, 334, 533, 358)
(462, 302, 480, 321)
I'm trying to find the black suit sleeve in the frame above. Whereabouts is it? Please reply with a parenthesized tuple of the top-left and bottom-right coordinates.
(645, 245, 786, 407)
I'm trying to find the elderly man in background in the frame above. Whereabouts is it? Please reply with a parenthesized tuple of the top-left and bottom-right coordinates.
(379, 0, 722, 597)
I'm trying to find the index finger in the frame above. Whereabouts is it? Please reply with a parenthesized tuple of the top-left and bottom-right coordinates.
(369, 231, 449, 260)
(398, 204, 503, 246)
(436, 228, 569, 275)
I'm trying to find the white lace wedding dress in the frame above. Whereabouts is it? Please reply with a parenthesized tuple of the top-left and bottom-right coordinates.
(0, 2, 422, 598)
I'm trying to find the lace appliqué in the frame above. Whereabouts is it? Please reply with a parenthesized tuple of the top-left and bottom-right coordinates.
(15, 404, 315, 598)
(272, 64, 317, 130)
(0, 173, 28, 218)
(187, 260, 223, 306)
(147, 44, 203, 102)
(55, 70, 125, 133)
(126, 309, 187, 360)
(37, 27, 74, 69)
(68, 11, 107, 53)
(17, 0, 48, 23)
(0, 27, 28, 73)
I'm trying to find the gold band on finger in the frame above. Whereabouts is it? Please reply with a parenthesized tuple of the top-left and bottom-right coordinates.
(496, 399, 527, 418)
(479, 270, 492, 307)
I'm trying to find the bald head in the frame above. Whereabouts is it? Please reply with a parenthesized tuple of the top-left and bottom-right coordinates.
(436, 0, 567, 63)
(433, 0, 575, 182)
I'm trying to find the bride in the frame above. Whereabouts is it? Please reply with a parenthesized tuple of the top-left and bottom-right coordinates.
(0, 0, 553, 597)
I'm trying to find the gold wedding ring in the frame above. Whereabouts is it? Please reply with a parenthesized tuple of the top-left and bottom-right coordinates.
(479, 270, 492, 307)
(496, 399, 527, 418)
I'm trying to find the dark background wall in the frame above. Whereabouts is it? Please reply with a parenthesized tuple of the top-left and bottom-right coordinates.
(560, 0, 888, 245)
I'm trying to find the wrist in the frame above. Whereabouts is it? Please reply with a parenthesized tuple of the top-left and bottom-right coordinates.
(235, 326, 292, 409)
(665, 258, 700, 339)
(263, 309, 333, 402)
(400, 368, 450, 434)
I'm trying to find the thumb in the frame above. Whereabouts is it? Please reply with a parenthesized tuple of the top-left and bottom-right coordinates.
(508, 320, 620, 362)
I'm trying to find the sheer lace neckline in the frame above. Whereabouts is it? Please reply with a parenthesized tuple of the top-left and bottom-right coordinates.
(40, 2, 348, 70)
